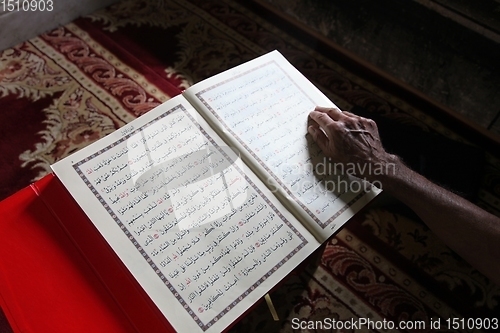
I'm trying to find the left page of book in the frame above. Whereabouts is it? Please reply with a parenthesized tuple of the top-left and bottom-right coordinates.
(51, 94, 319, 333)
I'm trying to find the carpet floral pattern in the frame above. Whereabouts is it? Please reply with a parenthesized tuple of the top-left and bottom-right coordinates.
(0, 0, 498, 331)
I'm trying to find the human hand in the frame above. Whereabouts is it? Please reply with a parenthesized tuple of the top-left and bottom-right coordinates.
(307, 106, 395, 180)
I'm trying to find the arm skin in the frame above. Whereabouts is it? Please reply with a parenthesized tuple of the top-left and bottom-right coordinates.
(308, 106, 500, 286)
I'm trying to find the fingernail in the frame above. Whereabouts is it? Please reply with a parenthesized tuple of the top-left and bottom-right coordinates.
(308, 126, 316, 135)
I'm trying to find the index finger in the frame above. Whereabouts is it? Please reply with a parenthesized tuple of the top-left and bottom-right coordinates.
(309, 110, 339, 131)
(314, 106, 344, 121)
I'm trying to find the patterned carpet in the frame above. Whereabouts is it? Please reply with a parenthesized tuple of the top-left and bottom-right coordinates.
(0, 0, 499, 331)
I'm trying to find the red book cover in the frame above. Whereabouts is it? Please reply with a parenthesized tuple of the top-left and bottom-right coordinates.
(0, 174, 175, 332)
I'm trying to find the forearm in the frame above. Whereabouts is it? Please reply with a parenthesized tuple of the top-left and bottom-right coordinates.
(307, 107, 500, 284)
(377, 156, 500, 285)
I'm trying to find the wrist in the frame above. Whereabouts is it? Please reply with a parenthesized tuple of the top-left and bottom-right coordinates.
(373, 154, 413, 192)
(366, 153, 404, 187)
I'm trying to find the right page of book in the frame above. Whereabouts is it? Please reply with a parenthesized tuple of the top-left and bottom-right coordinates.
(184, 51, 380, 241)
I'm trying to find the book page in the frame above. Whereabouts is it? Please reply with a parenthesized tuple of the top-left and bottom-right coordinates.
(184, 51, 379, 241)
(51, 95, 319, 333)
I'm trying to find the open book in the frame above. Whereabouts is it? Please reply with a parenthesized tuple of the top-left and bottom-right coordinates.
(51, 50, 379, 333)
